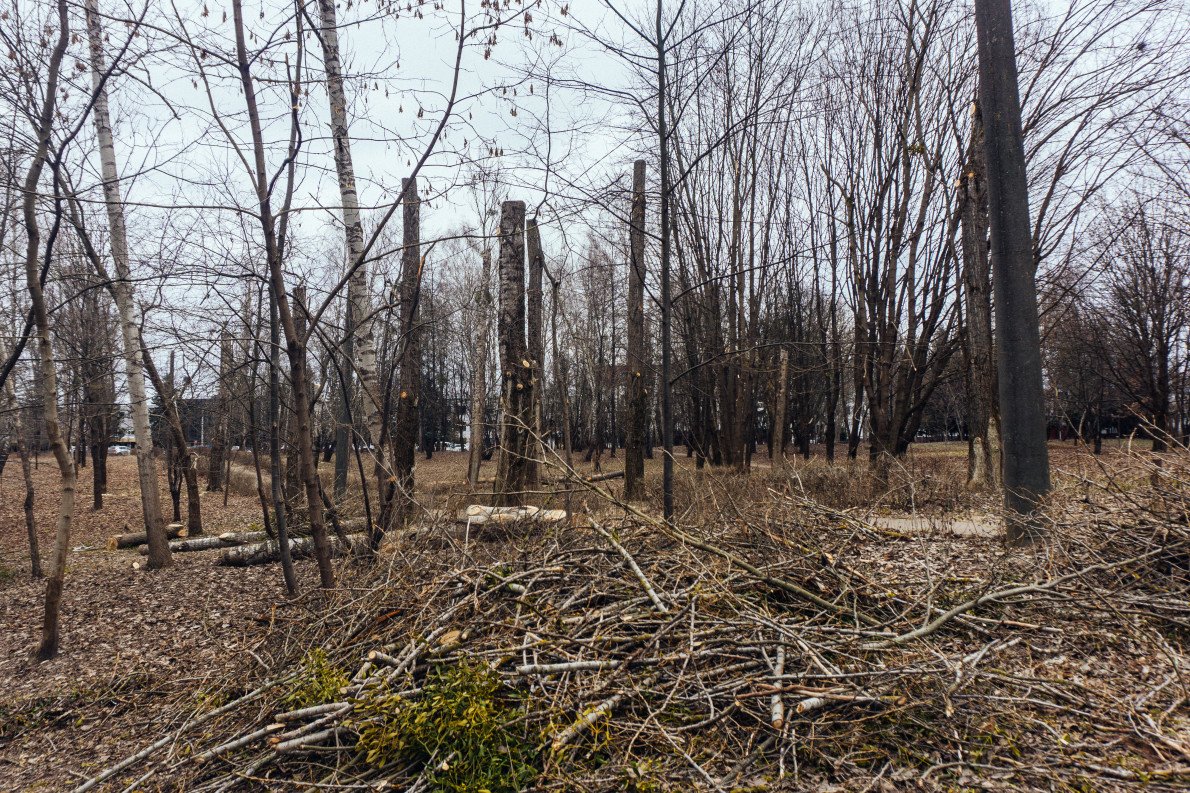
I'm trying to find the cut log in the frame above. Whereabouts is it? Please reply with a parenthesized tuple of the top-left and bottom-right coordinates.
(218, 534, 369, 567)
(543, 470, 624, 485)
(108, 523, 186, 550)
(139, 532, 264, 555)
(461, 505, 568, 525)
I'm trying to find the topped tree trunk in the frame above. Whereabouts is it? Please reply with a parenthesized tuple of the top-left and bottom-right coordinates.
(494, 201, 534, 506)
(974, 0, 1051, 543)
(386, 177, 421, 540)
(625, 159, 648, 500)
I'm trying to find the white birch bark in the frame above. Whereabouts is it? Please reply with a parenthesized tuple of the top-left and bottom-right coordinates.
(84, 0, 171, 568)
(315, 0, 385, 479)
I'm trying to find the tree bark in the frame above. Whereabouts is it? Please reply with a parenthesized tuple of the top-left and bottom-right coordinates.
(625, 159, 648, 500)
(207, 330, 231, 491)
(467, 249, 492, 486)
(494, 201, 533, 506)
(772, 348, 789, 470)
(974, 0, 1051, 543)
(28, 0, 76, 664)
(388, 177, 422, 537)
(316, 0, 384, 507)
(84, 0, 171, 569)
(526, 218, 546, 489)
(959, 99, 1001, 491)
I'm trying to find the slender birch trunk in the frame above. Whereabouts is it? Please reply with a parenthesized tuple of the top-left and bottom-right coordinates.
(525, 218, 545, 489)
(29, 0, 76, 662)
(84, 0, 171, 568)
(316, 0, 385, 506)
(467, 248, 492, 486)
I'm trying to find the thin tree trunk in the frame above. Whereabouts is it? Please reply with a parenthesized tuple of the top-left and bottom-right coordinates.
(207, 329, 231, 491)
(232, 0, 333, 587)
(317, 0, 383, 507)
(974, 0, 1051, 543)
(28, 0, 76, 663)
(550, 276, 574, 470)
(625, 159, 648, 500)
(468, 249, 492, 486)
(84, 0, 171, 569)
(772, 349, 789, 471)
(526, 218, 546, 489)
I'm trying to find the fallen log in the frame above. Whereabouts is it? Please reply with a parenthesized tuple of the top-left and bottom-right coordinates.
(218, 533, 369, 567)
(462, 505, 568, 525)
(543, 470, 624, 485)
(139, 531, 264, 555)
(108, 523, 187, 550)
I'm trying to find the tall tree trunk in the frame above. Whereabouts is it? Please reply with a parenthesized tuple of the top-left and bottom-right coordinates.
(656, 6, 675, 523)
(625, 159, 648, 500)
(974, 0, 1051, 543)
(232, 0, 333, 587)
(388, 177, 421, 536)
(267, 286, 298, 594)
(84, 0, 171, 569)
(317, 0, 383, 507)
(494, 200, 533, 506)
(28, 0, 76, 663)
(467, 248, 492, 486)
(526, 218, 545, 489)
(960, 99, 1001, 491)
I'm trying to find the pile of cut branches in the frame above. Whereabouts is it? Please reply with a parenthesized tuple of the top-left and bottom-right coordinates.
(77, 452, 1190, 792)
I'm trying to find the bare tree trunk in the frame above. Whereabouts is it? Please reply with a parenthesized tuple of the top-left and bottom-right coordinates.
(975, 0, 1051, 543)
(84, 0, 171, 569)
(550, 275, 574, 470)
(467, 249, 492, 486)
(389, 178, 421, 535)
(960, 100, 1001, 491)
(625, 159, 648, 500)
(28, 0, 76, 663)
(495, 201, 533, 506)
(772, 349, 789, 471)
(207, 329, 231, 491)
(267, 286, 298, 594)
(316, 0, 383, 507)
(232, 0, 333, 587)
(526, 218, 545, 489)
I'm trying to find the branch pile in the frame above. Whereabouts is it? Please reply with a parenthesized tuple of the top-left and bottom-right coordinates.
(79, 455, 1190, 791)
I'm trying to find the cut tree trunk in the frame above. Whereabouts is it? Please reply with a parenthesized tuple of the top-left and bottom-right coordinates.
(109, 523, 187, 550)
(495, 201, 534, 506)
(219, 534, 369, 567)
(625, 159, 648, 500)
(772, 348, 789, 470)
(385, 177, 422, 542)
